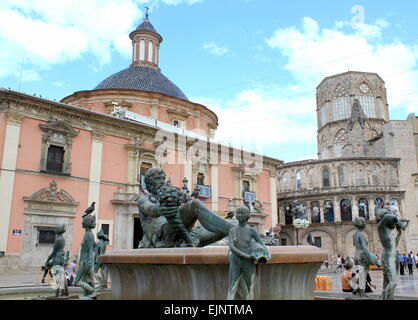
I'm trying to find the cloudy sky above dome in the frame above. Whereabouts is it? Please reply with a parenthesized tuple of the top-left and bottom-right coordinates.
(0, 0, 418, 162)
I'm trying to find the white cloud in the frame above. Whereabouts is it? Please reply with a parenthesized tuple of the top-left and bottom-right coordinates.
(0, 0, 203, 82)
(266, 17, 418, 112)
(202, 41, 229, 56)
(195, 16, 418, 162)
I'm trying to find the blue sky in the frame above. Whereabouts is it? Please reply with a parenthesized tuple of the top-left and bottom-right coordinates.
(1, 0, 418, 162)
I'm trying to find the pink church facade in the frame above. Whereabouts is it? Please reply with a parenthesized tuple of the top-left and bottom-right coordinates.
(0, 17, 281, 271)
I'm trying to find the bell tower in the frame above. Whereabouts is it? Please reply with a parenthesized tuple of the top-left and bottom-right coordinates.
(129, 8, 163, 71)
(315, 71, 389, 159)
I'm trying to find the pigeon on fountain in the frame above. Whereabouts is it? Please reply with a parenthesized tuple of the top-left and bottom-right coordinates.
(82, 202, 95, 218)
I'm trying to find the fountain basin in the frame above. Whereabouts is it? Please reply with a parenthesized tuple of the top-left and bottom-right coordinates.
(100, 246, 328, 300)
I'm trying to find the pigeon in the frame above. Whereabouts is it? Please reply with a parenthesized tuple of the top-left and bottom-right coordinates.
(82, 202, 95, 218)
(224, 211, 234, 219)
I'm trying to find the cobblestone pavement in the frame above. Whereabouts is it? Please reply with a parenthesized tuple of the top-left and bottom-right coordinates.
(317, 267, 418, 298)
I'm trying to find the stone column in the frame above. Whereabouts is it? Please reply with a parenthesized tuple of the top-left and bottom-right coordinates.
(334, 196, 341, 222)
(320, 200, 326, 223)
(270, 172, 278, 227)
(184, 158, 193, 191)
(278, 205, 286, 226)
(352, 196, 358, 219)
(211, 164, 219, 211)
(88, 131, 104, 236)
(306, 200, 312, 223)
(0, 113, 24, 252)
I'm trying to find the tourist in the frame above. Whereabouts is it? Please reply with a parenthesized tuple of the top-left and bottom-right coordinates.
(337, 255, 342, 269)
(67, 259, 77, 286)
(399, 253, 405, 275)
(365, 273, 376, 293)
(341, 264, 355, 292)
(407, 253, 414, 275)
(41, 265, 53, 284)
(416, 253, 418, 269)
(324, 260, 329, 268)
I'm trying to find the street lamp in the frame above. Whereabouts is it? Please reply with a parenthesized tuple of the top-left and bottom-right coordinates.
(293, 218, 310, 246)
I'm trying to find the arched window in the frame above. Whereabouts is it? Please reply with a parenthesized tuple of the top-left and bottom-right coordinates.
(311, 202, 321, 223)
(340, 199, 352, 221)
(355, 82, 376, 118)
(334, 128, 348, 158)
(299, 202, 308, 220)
(358, 198, 369, 220)
(322, 169, 330, 187)
(375, 198, 384, 209)
(296, 172, 302, 190)
(324, 201, 334, 222)
(139, 40, 145, 60)
(285, 204, 293, 225)
(148, 41, 153, 62)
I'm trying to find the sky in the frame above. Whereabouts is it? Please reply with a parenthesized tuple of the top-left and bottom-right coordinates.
(1, 0, 418, 163)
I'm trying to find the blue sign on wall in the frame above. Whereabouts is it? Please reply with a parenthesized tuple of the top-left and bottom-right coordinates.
(244, 191, 256, 203)
(198, 185, 211, 198)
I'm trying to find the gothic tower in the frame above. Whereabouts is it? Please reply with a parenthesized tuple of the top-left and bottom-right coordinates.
(316, 71, 389, 159)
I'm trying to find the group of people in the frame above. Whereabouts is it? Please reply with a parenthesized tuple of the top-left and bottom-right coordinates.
(340, 263, 376, 295)
(41, 259, 77, 287)
(399, 252, 418, 275)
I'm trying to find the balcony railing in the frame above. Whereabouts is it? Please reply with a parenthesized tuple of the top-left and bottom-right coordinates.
(279, 181, 401, 197)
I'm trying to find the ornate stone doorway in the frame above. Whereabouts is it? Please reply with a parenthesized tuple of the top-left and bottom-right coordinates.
(21, 181, 79, 270)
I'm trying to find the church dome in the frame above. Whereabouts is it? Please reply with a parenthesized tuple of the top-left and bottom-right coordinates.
(94, 65, 189, 101)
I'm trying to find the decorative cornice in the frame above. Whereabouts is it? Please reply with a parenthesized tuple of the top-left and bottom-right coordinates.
(0, 90, 157, 141)
(7, 112, 24, 125)
(92, 130, 105, 142)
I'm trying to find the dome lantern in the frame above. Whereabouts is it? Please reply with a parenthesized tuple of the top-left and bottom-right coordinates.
(129, 8, 163, 70)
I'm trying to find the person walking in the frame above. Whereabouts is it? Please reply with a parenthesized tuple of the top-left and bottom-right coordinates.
(67, 259, 77, 286)
(407, 253, 414, 275)
(399, 253, 405, 275)
(337, 255, 342, 270)
(416, 253, 418, 269)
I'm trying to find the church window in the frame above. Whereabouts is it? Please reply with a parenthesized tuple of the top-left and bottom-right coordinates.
(46, 146, 65, 173)
(296, 172, 302, 189)
(197, 173, 205, 185)
(311, 202, 321, 223)
(322, 169, 330, 187)
(333, 97, 350, 120)
(39, 120, 78, 175)
(324, 201, 334, 222)
(358, 199, 369, 220)
(139, 40, 145, 60)
(340, 199, 352, 221)
(148, 41, 153, 62)
(285, 204, 293, 225)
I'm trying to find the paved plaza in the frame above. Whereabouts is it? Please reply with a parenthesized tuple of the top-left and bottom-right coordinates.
(317, 267, 418, 299)
(1, 266, 418, 300)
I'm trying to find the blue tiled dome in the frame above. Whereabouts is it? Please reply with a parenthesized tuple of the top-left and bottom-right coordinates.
(94, 66, 188, 101)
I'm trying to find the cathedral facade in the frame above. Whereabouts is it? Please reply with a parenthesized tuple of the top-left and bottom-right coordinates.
(277, 71, 418, 260)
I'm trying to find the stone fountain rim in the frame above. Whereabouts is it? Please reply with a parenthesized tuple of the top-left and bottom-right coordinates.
(99, 245, 328, 265)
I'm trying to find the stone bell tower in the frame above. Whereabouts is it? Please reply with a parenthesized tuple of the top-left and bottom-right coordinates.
(316, 71, 389, 159)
